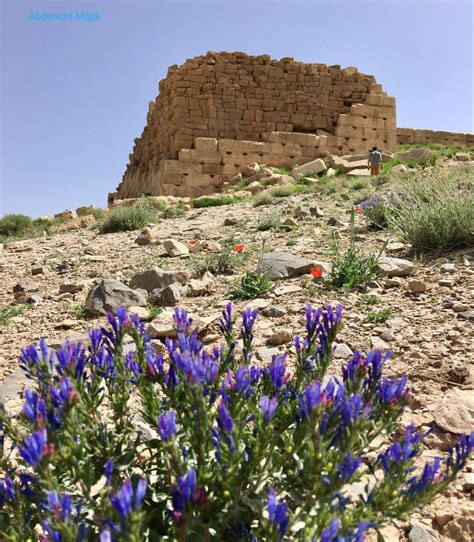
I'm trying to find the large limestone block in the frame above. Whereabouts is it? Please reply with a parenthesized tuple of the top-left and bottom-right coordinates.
(257, 252, 316, 280)
(292, 158, 327, 178)
(178, 149, 222, 164)
(431, 389, 474, 435)
(85, 279, 147, 316)
(162, 160, 203, 174)
(195, 138, 218, 152)
(219, 139, 274, 154)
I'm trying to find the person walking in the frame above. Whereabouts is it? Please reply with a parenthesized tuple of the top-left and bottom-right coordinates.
(368, 146, 382, 176)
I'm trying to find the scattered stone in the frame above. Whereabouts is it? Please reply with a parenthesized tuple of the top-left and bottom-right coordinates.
(325, 167, 336, 177)
(59, 283, 83, 294)
(76, 205, 97, 217)
(452, 302, 469, 312)
(309, 206, 325, 218)
(31, 265, 45, 275)
(408, 523, 439, 542)
(223, 216, 239, 226)
(256, 347, 280, 364)
(327, 217, 346, 227)
(246, 181, 264, 194)
(400, 147, 434, 164)
(135, 228, 159, 246)
(386, 241, 406, 252)
(163, 239, 190, 257)
(407, 280, 427, 293)
(13, 279, 39, 296)
(147, 310, 216, 339)
(201, 240, 221, 253)
(457, 310, 474, 321)
(440, 263, 456, 274)
(229, 173, 243, 184)
(150, 283, 183, 306)
(54, 210, 76, 220)
(439, 279, 454, 287)
(274, 284, 303, 296)
(333, 343, 353, 359)
(130, 269, 189, 292)
(391, 164, 407, 174)
(454, 152, 470, 161)
(267, 330, 292, 346)
(347, 168, 370, 176)
(262, 304, 287, 318)
(292, 158, 327, 178)
(434, 511, 454, 528)
(380, 330, 395, 342)
(294, 206, 311, 219)
(464, 472, 474, 491)
(376, 256, 414, 277)
(22, 293, 43, 304)
(257, 251, 315, 280)
(384, 278, 402, 288)
(188, 272, 214, 297)
(127, 306, 151, 320)
(50, 215, 96, 233)
(85, 279, 147, 316)
(370, 336, 389, 351)
(55, 319, 77, 329)
(431, 389, 474, 435)
(282, 217, 298, 230)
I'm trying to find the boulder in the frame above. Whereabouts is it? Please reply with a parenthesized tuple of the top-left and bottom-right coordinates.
(76, 205, 96, 217)
(454, 152, 470, 161)
(407, 280, 427, 293)
(129, 269, 189, 292)
(399, 147, 434, 164)
(347, 168, 370, 176)
(54, 210, 76, 220)
(188, 272, 214, 297)
(13, 279, 39, 295)
(163, 239, 190, 257)
(257, 251, 315, 280)
(431, 389, 474, 435)
(150, 283, 183, 307)
(85, 279, 147, 316)
(376, 256, 414, 277)
(246, 181, 264, 195)
(391, 164, 407, 174)
(292, 158, 327, 178)
(135, 228, 159, 246)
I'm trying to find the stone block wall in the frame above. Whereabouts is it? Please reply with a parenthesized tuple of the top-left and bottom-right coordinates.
(114, 51, 397, 200)
(396, 128, 474, 148)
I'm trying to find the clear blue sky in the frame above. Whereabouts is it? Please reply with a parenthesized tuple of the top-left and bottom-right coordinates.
(1, 0, 472, 217)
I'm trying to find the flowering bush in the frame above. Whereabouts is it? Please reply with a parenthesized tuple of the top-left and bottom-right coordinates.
(1, 304, 472, 541)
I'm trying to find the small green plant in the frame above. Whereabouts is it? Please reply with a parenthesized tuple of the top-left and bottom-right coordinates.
(193, 236, 249, 276)
(99, 206, 157, 233)
(230, 271, 274, 300)
(364, 308, 393, 323)
(256, 212, 283, 232)
(348, 179, 368, 191)
(253, 192, 276, 207)
(72, 304, 87, 319)
(0, 214, 32, 237)
(161, 201, 187, 219)
(191, 195, 244, 209)
(268, 185, 307, 198)
(0, 306, 23, 326)
(90, 208, 106, 220)
(328, 209, 385, 291)
(359, 294, 380, 306)
(143, 196, 167, 211)
(147, 305, 163, 320)
(272, 167, 292, 175)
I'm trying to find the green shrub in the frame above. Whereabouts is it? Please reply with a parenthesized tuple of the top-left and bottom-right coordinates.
(230, 271, 274, 300)
(161, 201, 187, 219)
(329, 210, 385, 291)
(192, 195, 244, 208)
(364, 308, 393, 323)
(388, 169, 474, 253)
(0, 214, 32, 236)
(193, 236, 249, 276)
(256, 212, 284, 232)
(253, 192, 276, 207)
(0, 306, 23, 326)
(268, 185, 307, 198)
(99, 206, 157, 233)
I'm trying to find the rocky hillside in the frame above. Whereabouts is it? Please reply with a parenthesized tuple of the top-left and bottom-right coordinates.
(0, 146, 473, 541)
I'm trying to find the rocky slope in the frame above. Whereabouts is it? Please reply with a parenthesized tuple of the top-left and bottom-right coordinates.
(0, 162, 473, 541)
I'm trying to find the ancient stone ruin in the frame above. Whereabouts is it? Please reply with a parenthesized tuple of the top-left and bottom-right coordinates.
(111, 51, 470, 201)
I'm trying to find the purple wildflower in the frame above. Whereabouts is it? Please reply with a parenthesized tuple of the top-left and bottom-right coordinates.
(110, 478, 147, 520)
(377, 376, 409, 404)
(172, 468, 197, 512)
(269, 353, 289, 390)
(22, 389, 46, 424)
(267, 489, 288, 539)
(320, 518, 340, 542)
(336, 454, 361, 481)
(217, 402, 234, 433)
(158, 410, 177, 442)
(0, 476, 15, 504)
(446, 432, 474, 474)
(105, 459, 114, 486)
(260, 395, 278, 423)
(173, 307, 192, 334)
(19, 428, 50, 466)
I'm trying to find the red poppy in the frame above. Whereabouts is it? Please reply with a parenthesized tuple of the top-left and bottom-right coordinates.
(233, 244, 244, 253)
(188, 239, 197, 246)
(310, 267, 324, 278)
(354, 206, 362, 213)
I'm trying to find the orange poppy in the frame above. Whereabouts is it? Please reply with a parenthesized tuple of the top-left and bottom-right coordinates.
(354, 206, 362, 213)
(188, 239, 197, 246)
(233, 244, 244, 253)
(310, 267, 323, 278)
